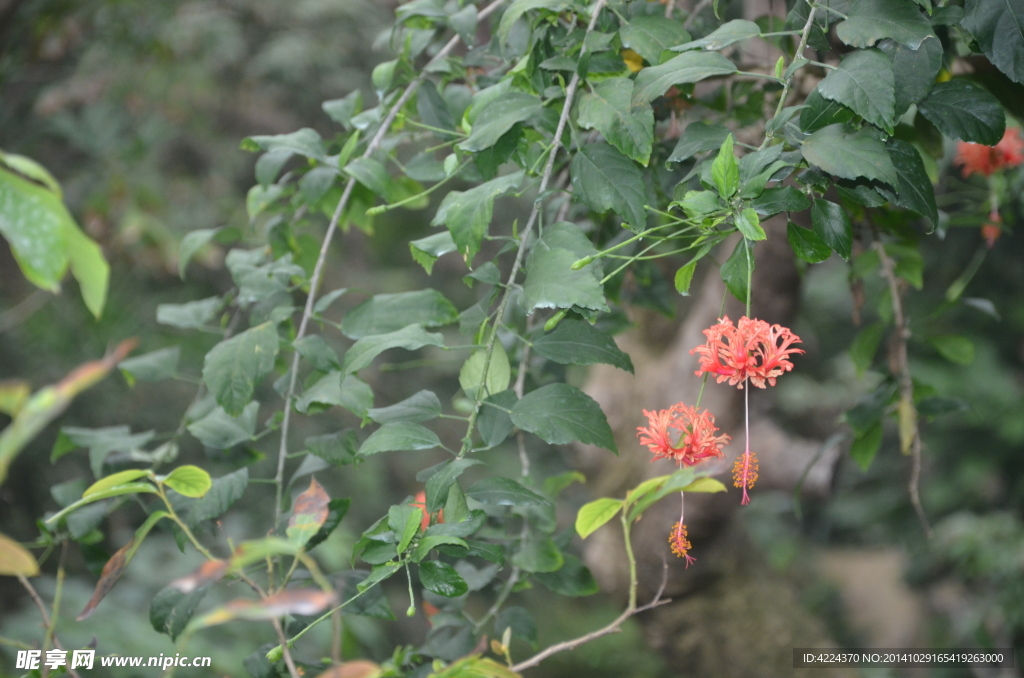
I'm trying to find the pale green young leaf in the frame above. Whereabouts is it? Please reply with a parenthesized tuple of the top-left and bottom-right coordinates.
(575, 498, 622, 539)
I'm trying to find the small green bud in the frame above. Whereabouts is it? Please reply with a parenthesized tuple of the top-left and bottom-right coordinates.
(544, 310, 567, 332)
(406, 605, 416, 617)
(570, 256, 593, 270)
(266, 646, 283, 663)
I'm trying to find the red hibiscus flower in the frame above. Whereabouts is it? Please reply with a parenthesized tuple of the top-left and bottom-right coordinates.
(954, 127, 1024, 178)
(637, 403, 730, 467)
(691, 315, 803, 389)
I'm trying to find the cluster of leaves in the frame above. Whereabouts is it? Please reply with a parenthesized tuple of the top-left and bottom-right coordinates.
(6, 0, 1024, 676)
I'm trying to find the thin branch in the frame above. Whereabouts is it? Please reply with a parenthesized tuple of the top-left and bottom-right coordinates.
(273, 0, 509, 528)
(0, 289, 49, 334)
(16, 574, 82, 678)
(270, 618, 301, 678)
(760, 0, 819, 149)
(873, 240, 932, 538)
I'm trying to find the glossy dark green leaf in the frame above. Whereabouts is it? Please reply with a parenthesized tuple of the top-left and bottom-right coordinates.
(202, 322, 280, 416)
(710, 134, 738, 198)
(962, 0, 1024, 84)
(800, 124, 898, 187)
(523, 248, 608, 313)
(787, 222, 832, 263)
(570, 142, 646, 231)
(734, 208, 765, 241)
(816, 49, 895, 133)
(419, 560, 468, 597)
(631, 51, 737, 104)
(667, 122, 731, 163)
(811, 199, 853, 260)
(577, 78, 654, 165)
(720, 238, 753, 302)
(881, 139, 938, 226)
(836, 0, 933, 49)
(751, 186, 810, 217)
(532, 319, 633, 373)
(799, 89, 856, 133)
(510, 383, 616, 452)
(477, 390, 517, 449)
(878, 36, 942, 117)
(425, 458, 484, 513)
(431, 171, 523, 261)
(917, 80, 1005, 145)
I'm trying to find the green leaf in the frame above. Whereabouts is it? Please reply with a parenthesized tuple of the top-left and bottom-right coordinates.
(183, 468, 249, 527)
(119, 347, 180, 384)
(410, 232, 457, 275)
(368, 390, 442, 424)
(467, 477, 553, 507)
(512, 531, 564, 573)
(799, 89, 856, 133)
(510, 383, 617, 452)
(304, 498, 351, 551)
(431, 171, 523, 262)
(497, 0, 571, 44)
(358, 422, 441, 456)
(163, 465, 212, 498)
(296, 373, 374, 417)
(305, 431, 359, 466)
(675, 190, 719, 218)
(425, 459, 484, 514)
(811, 199, 853, 260)
(460, 92, 541, 152)
(711, 134, 739, 198)
(344, 157, 392, 199)
(202, 322, 280, 416)
(836, 0, 933, 49)
(341, 290, 458, 340)
(751, 186, 810, 217)
(412, 535, 468, 563)
(787, 222, 833, 264)
(673, 19, 760, 51)
(83, 469, 153, 498)
(477, 391, 517, 449)
(734, 208, 765, 241)
(816, 49, 895, 133)
(570, 142, 647, 231)
(800, 124, 898, 186)
(577, 78, 654, 165)
(322, 90, 363, 129)
(721, 238, 753, 302)
(342, 324, 445, 374)
(459, 345, 511, 400)
(667, 122, 731, 163)
(575, 497, 622, 539)
(532, 319, 633, 373)
(619, 16, 690, 64)
(0, 151, 62, 195)
(156, 297, 223, 329)
(961, 0, 1024, 84)
(681, 477, 727, 493)
(534, 555, 599, 596)
(674, 261, 697, 295)
(389, 504, 421, 554)
(178, 228, 220, 280)
(916, 80, 1005, 145)
(850, 323, 884, 377)
(878, 36, 943, 117)
(419, 560, 468, 597)
(187, 402, 258, 449)
(850, 421, 884, 470)
(64, 225, 109, 318)
(47, 482, 158, 525)
(243, 128, 326, 161)
(150, 586, 208, 641)
(294, 335, 340, 372)
(523, 248, 608, 313)
(632, 51, 737, 104)
(625, 468, 694, 522)
(882, 139, 938, 226)
(930, 335, 975, 365)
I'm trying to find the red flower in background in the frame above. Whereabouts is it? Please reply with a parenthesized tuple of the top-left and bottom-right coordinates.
(410, 491, 443, 531)
(637, 403, 730, 467)
(691, 316, 803, 389)
(954, 128, 1024, 178)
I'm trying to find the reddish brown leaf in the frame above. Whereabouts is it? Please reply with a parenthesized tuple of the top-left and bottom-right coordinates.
(77, 539, 133, 620)
(169, 558, 229, 593)
(287, 477, 330, 546)
(191, 589, 337, 629)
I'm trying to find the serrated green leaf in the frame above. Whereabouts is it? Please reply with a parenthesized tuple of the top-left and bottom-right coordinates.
(619, 16, 690, 64)
(711, 134, 738, 198)
(917, 80, 1005, 145)
(510, 383, 617, 452)
(157, 297, 223, 329)
(163, 465, 212, 498)
(419, 560, 468, 597)
(467, 477, 553, 507)
(305, 431, 359, 466)
(497, 0, 571, 44)
(431, 171, 523, 262)
(734, 208, 765, 241)
(341, 290, 458, 339)
(673, 19, 760, 51)
(667, 122, 731, 163)
(787, 222, 832, 263)
(882, 139, 938, 226)
(570, 142, 646, 231)
(460, 92, 541, 152)
(632, 51, 737, 104)
(532, 319, 633, 373)
(187, 402, 258, 449)
(799, 89, 856, 133)
(459, 345, 511, 400)
(523, 248, 608, 313)
(119, 347, 180, 383)
(577, 78, 654, 165)
(721, 238, 753, 302)
(409, 231, 457, 274)
(342, 324, 445, 374)
(816, 49, 895, 133)
(358, 422, 441, 456)
(751, 186, 810, 217)
(836, 0, 933, 49)
(368, 390, 442, 424)
(878, 36, 942, 117)
(296, 373, 374, 417)
(477, 391, 517, 449)
(800, 124, 898, 186)
(961, 0, 1024, 84)
(511, 531, 563, 573)
(202, 322, 280, 416)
